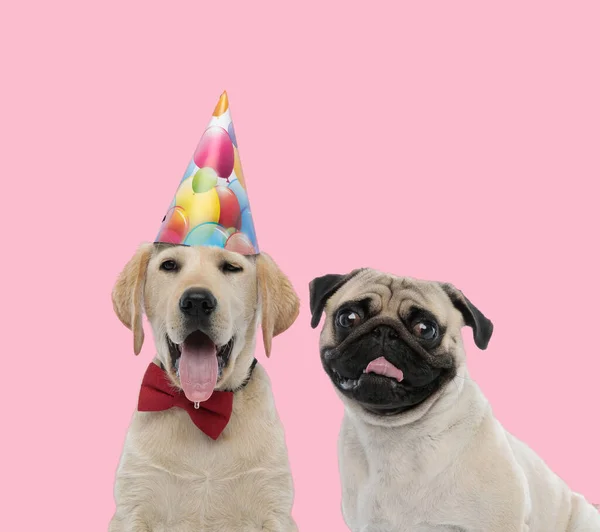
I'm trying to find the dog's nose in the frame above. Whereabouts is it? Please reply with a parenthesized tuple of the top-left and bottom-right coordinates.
(179, 288, 218, 317)
(372, 325, 399, 341)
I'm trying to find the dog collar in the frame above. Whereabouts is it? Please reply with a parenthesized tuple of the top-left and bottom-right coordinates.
(228, 358, 258, 393)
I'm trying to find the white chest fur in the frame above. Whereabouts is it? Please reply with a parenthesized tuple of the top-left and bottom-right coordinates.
(337, 379, 600, 532)
(110, 366, 297, 532)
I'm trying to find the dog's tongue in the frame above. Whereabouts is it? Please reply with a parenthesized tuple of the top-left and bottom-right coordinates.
(364, 356, 404, 382)
(179, 331, 218, 403)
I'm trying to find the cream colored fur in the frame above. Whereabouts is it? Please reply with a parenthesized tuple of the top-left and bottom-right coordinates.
(318, 269, 600, 532)
(109, 243, 299, 532)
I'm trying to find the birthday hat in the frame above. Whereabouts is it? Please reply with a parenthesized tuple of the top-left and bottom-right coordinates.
(155, 92, 259, 255)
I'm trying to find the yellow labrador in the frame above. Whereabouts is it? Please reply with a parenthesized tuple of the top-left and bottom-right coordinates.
(109, 243, 299, 532)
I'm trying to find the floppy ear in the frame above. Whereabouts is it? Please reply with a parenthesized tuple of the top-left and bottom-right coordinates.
(112, 243, 153, 355)
(256, 253, 300, 357)
(309, 270, 363, 329)
(440, 283, 494, 350)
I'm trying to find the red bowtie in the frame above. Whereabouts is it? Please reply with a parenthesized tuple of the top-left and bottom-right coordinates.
(137, 363, 234, 440)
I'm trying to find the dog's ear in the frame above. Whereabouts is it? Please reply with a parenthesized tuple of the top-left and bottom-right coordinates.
(112, 243, 153, 356)
(256, 253, 300, 357)
(309, 270, 363, 329)
(440, 283, 494, 350)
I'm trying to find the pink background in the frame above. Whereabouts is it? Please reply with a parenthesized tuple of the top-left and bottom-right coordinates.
(2, 1, 599, 530)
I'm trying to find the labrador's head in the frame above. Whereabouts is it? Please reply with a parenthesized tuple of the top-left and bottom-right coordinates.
(309, 268, 493, 424)
(112, 243, 299, 401)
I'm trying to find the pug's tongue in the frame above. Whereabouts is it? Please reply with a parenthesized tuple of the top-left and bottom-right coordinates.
(179, 331, 218, 403)
(364, 356, 404, 382)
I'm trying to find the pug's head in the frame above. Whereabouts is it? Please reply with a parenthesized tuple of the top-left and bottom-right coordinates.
(309, 269, 493, 423)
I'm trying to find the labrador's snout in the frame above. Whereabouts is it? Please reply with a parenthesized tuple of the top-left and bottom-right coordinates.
(179, 288, 218, 318)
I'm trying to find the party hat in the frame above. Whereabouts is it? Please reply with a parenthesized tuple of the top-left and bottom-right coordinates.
(155, 92, 259, 255)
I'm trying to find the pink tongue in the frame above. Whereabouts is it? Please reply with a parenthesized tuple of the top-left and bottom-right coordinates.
(364, 356, 404, 382)
(179, 333, 218, 403)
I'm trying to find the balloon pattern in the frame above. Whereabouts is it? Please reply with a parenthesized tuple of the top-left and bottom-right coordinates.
(227, 179, 248, 211)
(181, 160, 197, 182)
(233, 146, 245, 188)
(184, 222, 229, 247)
(156, 206, 189, 245)
(155, 92, 259, 254)
(228, 122, 237, 148)
(225, 232, 255, 255)
(192, 167, 218, 193)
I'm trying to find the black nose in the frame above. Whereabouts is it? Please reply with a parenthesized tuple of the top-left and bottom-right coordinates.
(179, 288, 218, 317)
(372, 325, 399, 341)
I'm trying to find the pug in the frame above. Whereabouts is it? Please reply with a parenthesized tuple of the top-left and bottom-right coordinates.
(309, 268, 600, 532)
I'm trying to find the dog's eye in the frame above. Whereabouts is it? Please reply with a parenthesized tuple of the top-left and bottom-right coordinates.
(412, 320, 438, 341)
(160, 260, 178, 272)
(336, 310, 361, 329)
(221, 262, 243, 273)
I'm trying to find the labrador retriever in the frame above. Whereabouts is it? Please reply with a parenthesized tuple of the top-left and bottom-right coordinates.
(109, 243, 299, 532)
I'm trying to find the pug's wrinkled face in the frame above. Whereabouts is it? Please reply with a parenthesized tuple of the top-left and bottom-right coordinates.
(310, 269, 493, 418)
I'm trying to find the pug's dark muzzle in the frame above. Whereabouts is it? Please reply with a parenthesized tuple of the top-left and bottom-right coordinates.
(321, 317, 456, 415)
